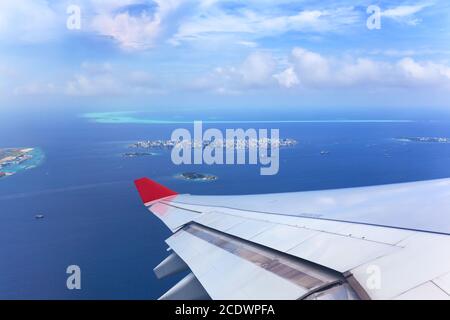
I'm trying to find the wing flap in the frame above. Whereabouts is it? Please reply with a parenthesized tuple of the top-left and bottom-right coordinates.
(190, 210, 400, 273)
(166, 223, 355, 300)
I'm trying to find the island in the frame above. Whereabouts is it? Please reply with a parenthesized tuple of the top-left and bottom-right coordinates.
(123, 152, 157, 157)
(130, 140, 178, 149)
(176, 172, 218, 181)
(0, 148, 44, 179)
(130, 138, 298, 150)
(396, 137, 450, 143)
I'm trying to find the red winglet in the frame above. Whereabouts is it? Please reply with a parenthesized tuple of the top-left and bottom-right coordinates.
(134, 177, 178, 204)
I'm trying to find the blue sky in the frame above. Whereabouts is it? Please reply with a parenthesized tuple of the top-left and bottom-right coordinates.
(1, 0, 450, 112)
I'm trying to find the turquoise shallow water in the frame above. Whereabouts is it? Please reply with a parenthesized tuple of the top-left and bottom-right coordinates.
(0, 148, 45, 176)
(83, 111, 414, 124)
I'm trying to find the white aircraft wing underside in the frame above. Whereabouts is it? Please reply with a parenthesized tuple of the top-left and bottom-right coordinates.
(134, 177, 450, 300)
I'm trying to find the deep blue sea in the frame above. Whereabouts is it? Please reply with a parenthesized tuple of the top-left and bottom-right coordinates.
(2, 108, 450, 299)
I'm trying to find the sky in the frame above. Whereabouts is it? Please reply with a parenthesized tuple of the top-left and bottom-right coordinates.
(1, 0, 450, 114)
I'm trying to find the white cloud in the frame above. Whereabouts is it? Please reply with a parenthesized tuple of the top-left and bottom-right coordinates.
(258, 7, 358, 33)
(169, 6, 359, 45)
(240, 52, 276, 86)
(0, 1, 61, 43)
(191, 52, 277, 94)
(88, 0, 143, 13)
(91, 12, 161, 51)
(367, 48, 434, 57)
(274, 67, 299, 88)
(382, 3, 432, 25)
(0, 1, 437, 52)
(289, 47, 450, 89)
(336, 58, 386, 86)
(290, 47, 331, 86)
(237, 40, 259, 48)
(193, 47, 450, 94)
(90, 0, 183, 50)
(396, 57, 450, 85)
(0, 0, 185, 50)
(11, 49, 450, 97)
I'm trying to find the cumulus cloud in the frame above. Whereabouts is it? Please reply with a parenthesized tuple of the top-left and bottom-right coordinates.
(0, 0, 184, 50)
(91, 8, 157, 50)
(289, 48, 331, 86)
(240, 52, 277, 86)
(396, 57, 450, 85)
(191, 52, 278, 94)
(14, 48, 450, 97)
(89, 0, 186, 50)
(274, 67, 299, 88)
(194, 47, 450, 94)
(284, 48, 450, 89)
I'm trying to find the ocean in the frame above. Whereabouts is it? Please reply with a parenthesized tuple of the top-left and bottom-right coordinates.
(1, 108, 450, 299)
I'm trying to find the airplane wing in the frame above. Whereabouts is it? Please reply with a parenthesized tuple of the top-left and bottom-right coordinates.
(134, 177, 450, 300)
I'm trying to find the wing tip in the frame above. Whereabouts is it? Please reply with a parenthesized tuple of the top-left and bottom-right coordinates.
(134, 177, 178, 205)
